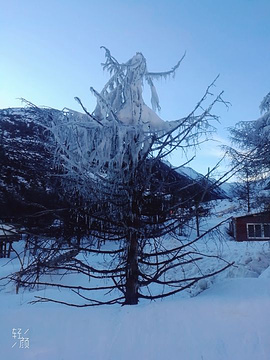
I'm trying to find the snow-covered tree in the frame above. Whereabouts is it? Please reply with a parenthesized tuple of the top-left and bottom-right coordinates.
(226, 91, 270, 211)
(229, 151, 257, 212)
(7, 48, 231, 306)
(229, 91, 270, 177)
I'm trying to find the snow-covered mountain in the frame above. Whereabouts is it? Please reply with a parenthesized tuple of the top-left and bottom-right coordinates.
(0, 107, 226, 225)
(171, 164, 230, 199)
(176, 166, 203, 180)
(0, 107, 64, 221)
(220, 181, 237, 197)
(177, 166, 239, 199)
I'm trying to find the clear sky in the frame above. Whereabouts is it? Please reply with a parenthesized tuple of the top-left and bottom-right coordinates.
(1, 0, 270, 176)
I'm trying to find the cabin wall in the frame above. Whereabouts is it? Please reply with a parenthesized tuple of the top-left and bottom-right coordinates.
(235, 213, 270, 241)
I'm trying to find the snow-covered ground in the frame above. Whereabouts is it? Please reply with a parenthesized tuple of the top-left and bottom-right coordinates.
(1, 276, 270, 360)
(1, 199, 270, 360)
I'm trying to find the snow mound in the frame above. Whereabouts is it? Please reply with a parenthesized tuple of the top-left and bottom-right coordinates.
(200, 277, 270, 299)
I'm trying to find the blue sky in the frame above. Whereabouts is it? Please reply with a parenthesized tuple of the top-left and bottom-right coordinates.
(1, 0, 270, 175)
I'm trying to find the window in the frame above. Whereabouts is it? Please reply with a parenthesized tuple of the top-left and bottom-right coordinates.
(264, 224, 270, 237)
(247, 224, 255, 238)
(255, 224, 262, 237)
(247, 223, 270, 239)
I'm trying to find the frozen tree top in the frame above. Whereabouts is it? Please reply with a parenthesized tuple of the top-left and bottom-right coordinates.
(90, 47, 185, 132)
(40, 47, 221, 200)
(260, 92, 270, 114)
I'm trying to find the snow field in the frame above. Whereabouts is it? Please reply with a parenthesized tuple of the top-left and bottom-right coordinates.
(0, 198, 270, 359)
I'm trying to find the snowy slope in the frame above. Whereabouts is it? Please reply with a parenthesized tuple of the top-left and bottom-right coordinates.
(176, 165, 232, 199)
(176, 166, 203, 180)
(219, 181, 237, 197)
(0, 107, 64, 219)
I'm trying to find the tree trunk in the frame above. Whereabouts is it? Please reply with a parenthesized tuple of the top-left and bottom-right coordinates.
(196, 211, 200, 237)
(124, 229, 139, 305)
(246, 174, 251, 213)
(195, 203, 200, 237)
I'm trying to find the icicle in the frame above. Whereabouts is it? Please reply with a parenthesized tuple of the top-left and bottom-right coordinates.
(146, 76, 161, 112)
